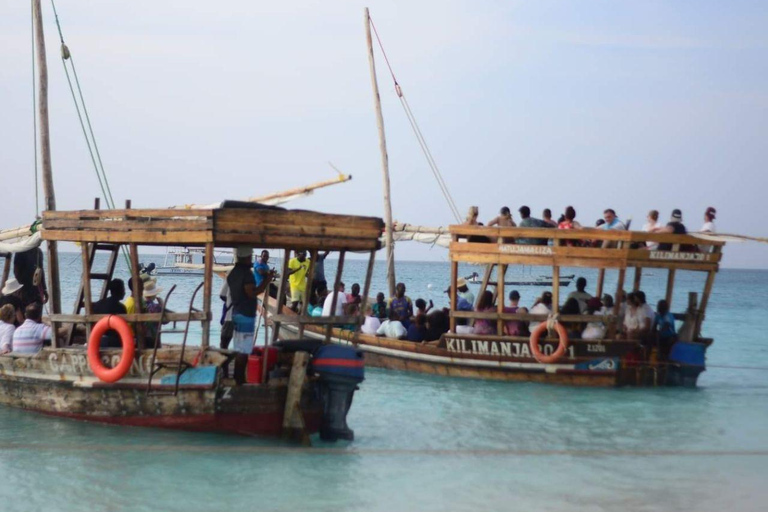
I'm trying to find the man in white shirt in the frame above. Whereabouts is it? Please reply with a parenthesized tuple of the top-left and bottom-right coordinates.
(376, 311, 407, 339)
(322, 282, 348, 317)
(12, 304, 51, 354)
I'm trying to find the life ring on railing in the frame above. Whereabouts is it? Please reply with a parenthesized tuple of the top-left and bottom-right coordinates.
(529, 320, 569, 364)
(87, 315, 135, 383)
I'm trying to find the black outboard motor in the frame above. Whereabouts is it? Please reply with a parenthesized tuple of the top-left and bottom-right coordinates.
(311, 344, 365, 441)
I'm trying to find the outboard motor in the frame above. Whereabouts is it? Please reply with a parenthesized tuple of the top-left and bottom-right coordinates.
(311, 344, 365, 441)
(667, 341, 706, 387)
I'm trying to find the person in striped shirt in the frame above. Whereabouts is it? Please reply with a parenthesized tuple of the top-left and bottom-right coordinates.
(11, 303, 51, 354)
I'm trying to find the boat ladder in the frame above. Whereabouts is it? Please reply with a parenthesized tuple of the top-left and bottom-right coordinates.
(146, 282, 204, 396)
(65, 242, 121, 345)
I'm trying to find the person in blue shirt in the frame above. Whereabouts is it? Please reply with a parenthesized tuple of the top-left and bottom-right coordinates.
(253, 250, 271, 287)
(653, 299, 677, 359)
(601, 209, 627, 230)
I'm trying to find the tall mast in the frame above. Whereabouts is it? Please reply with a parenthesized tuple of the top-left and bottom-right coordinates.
(32, 0, 61, 317)
(364, 7, 396, 297)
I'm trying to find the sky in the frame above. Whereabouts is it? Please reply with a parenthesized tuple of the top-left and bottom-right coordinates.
(1, 0, 767, 267)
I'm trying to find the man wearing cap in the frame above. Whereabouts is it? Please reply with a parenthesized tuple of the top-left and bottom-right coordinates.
(0, 278, 25, 326)
(653, 209, 687, 250)
(227, 246, 272, 383)
(286, 250, 310, 312)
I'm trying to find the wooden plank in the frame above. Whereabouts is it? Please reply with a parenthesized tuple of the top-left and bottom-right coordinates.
(476, 264, 493, 309)
(49, 311, 209, 323)
(201, 243, 214, 348)
(214, 208, 383, 231)
(552, 265, 560, 314)
(450, 260, 458, 333)
(43, 208, 213, 220)
(633, 266, 642, 292)
(270, 315, 362, 325)
(43, 219, 212, 232)
(271, 252, 291, 344)
(596, 268, 605, 298)
(214, 219, 382, 239)
(451, 311, 615, 323)
(128, 243, 145, 349)
(43, 229, 214, 244)
(214, 233, 379, 251)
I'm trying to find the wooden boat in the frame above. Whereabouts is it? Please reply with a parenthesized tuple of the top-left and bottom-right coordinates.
(466, 272, 575, 287)
(0, 202, 383, 439)
(267, 226, 724, 387)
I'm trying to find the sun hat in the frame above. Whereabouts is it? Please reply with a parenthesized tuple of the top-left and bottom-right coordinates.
(456, 277, 468, 288)
(143, 279, 163, 298)
(236, 246, 253, 258)
(1, 278, 24, 295)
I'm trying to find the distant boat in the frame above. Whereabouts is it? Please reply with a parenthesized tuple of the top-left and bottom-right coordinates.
(465, 272, 575, 287)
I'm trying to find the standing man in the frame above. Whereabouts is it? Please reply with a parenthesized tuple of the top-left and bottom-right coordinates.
(228, 246, 272, 384)
(311, 251, 330, 298)
(286, 250, 310, 311)
(253, 250, 271, 288)
(388, 282, 414, 328)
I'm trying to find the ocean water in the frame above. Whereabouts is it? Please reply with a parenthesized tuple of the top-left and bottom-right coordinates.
(1, 254, 767, 512)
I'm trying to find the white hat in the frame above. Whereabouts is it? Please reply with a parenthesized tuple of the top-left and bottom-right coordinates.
(1, 278, 24, 295)
(143, 279, 163, 298)
(236, 246, 253, 258)
(456, 277, 468, 288)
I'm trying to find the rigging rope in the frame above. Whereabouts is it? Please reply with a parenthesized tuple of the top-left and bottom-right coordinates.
(368, 15, 463, 224)
(49, 0, 131, 269)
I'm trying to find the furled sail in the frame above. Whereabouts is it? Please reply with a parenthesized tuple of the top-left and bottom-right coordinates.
(389, 222, 451, 248)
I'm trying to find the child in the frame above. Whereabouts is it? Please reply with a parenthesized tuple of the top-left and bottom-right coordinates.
(372, 292, 388, 320)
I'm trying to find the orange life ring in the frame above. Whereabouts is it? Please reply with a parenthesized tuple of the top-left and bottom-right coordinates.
(529, 320, 569, 364)
(88, 315, 135, 383)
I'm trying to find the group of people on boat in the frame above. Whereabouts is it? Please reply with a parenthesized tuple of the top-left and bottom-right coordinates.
(0, 247, 51, 355)
(466, 205, 717, 246)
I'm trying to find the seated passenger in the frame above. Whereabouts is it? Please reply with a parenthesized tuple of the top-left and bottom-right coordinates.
(517, 307, 531, 337)
(425, 309, 450, 342)
(376, 310, 407, 339)
(622, 292, 647, 340)
(456, 278, 475, 306)
(601, 209, 627, 230)
(464, 206, 479, 226)
(542, 208, 558, 227)
(455, 317, 475, 335)
(517, 206, 554, 245)
(566, 277, 592, 313)
(582, 298, 606, 340)
(487, 206, 516, 227)
(92, 279, 128, 315)
(0, 278, 26, 326)
(388, 282, 413, 328)
(360, 305, 381, 335)
(701, 207, 716, 233)
(473, 290, 497, 335)
(322, 282, 348, 317)
(406, 314, 427, 342)
(372, 292, 388, 320)
(653, 299, 677, 359)
(529, 291, 553, 330)
(560, 298, 583, 339)
(415, 298, 433, 317)
(0, 304, 16, 354)
(653, 209, 690, 250)
(12, 303, 51, 354)
(346, 283, 362, 308)
(503, 290, 522, 336)
(600, 294, 615, 316)
(558, 206, 582, 230)
(643, 210, 660, 250)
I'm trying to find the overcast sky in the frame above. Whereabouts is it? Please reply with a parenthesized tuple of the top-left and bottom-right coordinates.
(2, 1, 767, 267)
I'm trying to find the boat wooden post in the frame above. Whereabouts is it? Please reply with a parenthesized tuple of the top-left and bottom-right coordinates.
(665, 268, 676, 307)
(608, 268, 626, 338)
(633, 266, 642, 292)
(80, 243, 93, 341)
(364, 7, 396, 297)
(477, 264, 494, 309)
(357, 249, 377, 337)
(496, 264, 506, 335)
(282, 350, 310, 444)
(32, 0, 61, 341)
(596, 268, 605, 298)
(271, 251, 291, 344)
(450, 259, 458, 333)
(298, 249, 317, 338)
(325, 251, 346, 342)
(695, 269, 717, 337)
(128, 242, 145, 348)
(552, 265, 560, 314)
(201, 242, 214, 348)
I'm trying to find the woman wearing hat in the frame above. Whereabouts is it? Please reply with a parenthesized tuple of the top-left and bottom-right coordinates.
(0, 278, 25, 326)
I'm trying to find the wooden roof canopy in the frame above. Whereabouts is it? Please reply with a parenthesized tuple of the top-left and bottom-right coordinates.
(42, 201, 384, 251)
(449, 225, 725, 272)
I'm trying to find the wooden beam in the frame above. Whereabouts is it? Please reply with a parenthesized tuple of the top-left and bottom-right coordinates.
(365, 7, 396, 297)
(450, 260, 458, 333)
(552, 265, 560, 314)
(325, 251, 346, 342)
(271, 251, 291, 344)
(80, 243, 93, 341)
(633, 266, 642, 292)
(128, 243, 145, 349)
(201, 243, 214, 348)
(665, 268, 676, 307)
(496, 264, 506, 335)
(608, 268, 626, 338)
(50, 311, 209, 323)
(596, 268, 605, 298)
(695, 270, 717, 337)
(477, 264, 494, 309)
(282, 351, 310, 444)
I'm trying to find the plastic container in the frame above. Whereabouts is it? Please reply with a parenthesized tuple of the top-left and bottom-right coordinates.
(246, 346, 279, 384)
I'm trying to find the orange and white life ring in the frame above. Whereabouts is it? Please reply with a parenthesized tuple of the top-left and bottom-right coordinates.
(529, 320, 569, 364)
(87, 315, 135, 383)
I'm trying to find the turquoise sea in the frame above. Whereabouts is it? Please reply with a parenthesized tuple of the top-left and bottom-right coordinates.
(1, 254, 767, 512)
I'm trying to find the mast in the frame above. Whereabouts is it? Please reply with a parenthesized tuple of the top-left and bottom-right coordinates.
(32, 0, 62, 317)
(364, 7, 396, 297)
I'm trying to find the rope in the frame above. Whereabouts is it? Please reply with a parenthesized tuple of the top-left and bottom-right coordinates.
(368, 15, 462, 223)
(49, 0, 131, 270)
(30, 0, 39, 216)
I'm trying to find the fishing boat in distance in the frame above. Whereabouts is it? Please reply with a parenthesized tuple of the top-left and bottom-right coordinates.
(0, 202, 382, 440)
(465, 271, 575, 287)
(267, 225, 724, 387)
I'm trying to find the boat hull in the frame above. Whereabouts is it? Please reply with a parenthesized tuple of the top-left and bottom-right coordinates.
(0, 348, 322, 437)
